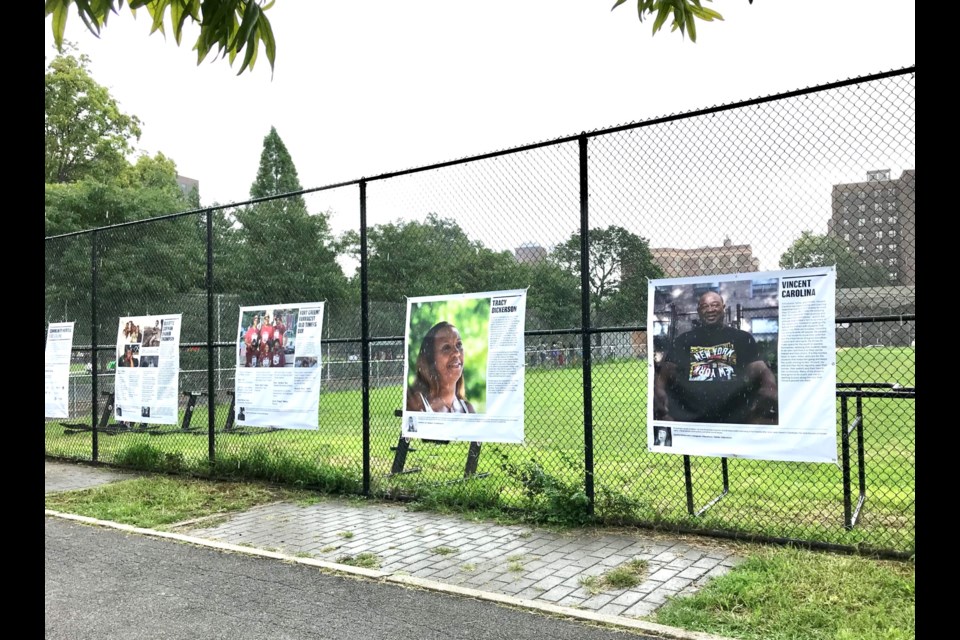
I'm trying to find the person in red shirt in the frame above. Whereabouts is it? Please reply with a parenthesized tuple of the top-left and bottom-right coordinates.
(243, 314, 260, 368)
(273, 314, 287, 351)
(259, 313, 275, 364)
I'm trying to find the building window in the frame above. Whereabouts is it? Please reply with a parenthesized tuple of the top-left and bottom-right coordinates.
(842, 218, 850, 225)
(858, 204, 866, 213)
(889, 272, 898, 279)
(888, 258, 897, 265)
(858, 218, 866, 226)
(873, 203, 882, 212)
(875, 231, 883, 239)
(888, 244, 896, 251)
(857, 233, 864, 240)
(873, 216, 883, 224)
(875, 246, 882, 253)
(858, 246, 865, 252)
(844, 233, 850, 241)
(888, 229, 896, 237)
(887, 202, 897, 211)
(888, 214, 898, 222)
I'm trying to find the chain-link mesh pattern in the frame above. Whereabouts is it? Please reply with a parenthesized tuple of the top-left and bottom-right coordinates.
(44, 68, 915, 555)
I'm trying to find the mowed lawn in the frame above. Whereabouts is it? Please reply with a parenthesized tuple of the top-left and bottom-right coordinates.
(45, 347, 915, 553)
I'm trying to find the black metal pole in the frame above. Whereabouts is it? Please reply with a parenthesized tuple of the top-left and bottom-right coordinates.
(578, 134, 594, 513)
(206, 210, 216, 463)
(90, 231, 99, 462)
(360, 180, 371, 497)
(841, 395, 852, 529)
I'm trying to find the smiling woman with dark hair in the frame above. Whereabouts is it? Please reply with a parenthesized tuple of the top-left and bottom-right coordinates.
(406, 321, 476, 413)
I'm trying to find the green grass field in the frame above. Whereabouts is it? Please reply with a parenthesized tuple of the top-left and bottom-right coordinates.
(45, 347, 915, 555)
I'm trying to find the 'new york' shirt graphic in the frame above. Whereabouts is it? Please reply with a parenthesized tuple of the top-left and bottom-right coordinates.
(687, 342, 738, 381)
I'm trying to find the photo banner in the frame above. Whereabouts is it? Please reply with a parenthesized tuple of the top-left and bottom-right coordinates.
(647, 267, 837, 463)
(114, 314, 182, 425)
(234, 302, 324, 430)
(45, 322, 75, 419)
(402, 289, 526, 444)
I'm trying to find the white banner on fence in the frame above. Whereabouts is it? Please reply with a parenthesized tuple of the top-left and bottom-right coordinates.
(647, 267, 837, 463)
(401, 289, 526, 444)
(114, 314, 182, 425)
(233, 302, 324, 430)
(45, 322, 75, 419)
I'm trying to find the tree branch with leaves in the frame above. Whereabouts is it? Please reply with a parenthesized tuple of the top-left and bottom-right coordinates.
(611, 0, 745, 42)
(45, 0, 277, 76)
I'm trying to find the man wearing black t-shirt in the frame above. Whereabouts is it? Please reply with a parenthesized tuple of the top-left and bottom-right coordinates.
(653, 291, 778, 424)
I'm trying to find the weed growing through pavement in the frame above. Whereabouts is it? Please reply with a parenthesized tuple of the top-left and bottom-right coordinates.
(336, 553, 381, 569)
(579, 559, 649, 595)
(432, 546, 458, 556)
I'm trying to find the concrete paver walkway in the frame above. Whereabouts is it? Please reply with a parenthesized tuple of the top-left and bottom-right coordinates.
(45, 459, 742, 640)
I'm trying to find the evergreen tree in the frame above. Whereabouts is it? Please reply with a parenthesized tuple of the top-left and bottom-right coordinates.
(228, 127, 349, 307)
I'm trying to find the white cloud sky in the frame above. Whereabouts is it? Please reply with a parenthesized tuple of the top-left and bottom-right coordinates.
(45, 1, 915, 271)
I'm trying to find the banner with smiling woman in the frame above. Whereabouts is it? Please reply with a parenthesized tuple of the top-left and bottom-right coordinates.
(402, 289, 527, 444)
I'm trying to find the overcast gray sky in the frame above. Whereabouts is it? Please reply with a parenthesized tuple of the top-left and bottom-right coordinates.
(45, 1, 915, 209)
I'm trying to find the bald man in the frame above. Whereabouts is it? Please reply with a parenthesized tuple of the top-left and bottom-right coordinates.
(653, 291, 778, 425)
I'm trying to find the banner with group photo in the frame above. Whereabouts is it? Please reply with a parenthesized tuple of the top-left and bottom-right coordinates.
(401, 289, 526, 444)
(647, 267, 837, 463)
(45, 322, 75, 419)
(234, 302, 324, 430)
(114, 314, 182, 425)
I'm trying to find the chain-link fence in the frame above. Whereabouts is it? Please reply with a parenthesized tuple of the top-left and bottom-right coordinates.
(45, 67, 915, 557)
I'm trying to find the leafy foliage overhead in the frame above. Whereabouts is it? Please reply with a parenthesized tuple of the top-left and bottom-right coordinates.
(611, 0, 744, 42)
(45, 0, 277, 76)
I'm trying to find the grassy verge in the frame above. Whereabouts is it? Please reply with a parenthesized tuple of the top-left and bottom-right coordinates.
(44, 474, 320, 530)
(655, 545, 914, 640)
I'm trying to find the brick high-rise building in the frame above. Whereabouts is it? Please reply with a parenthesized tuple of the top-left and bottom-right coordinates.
(828, 169, 915, 285)
(514, 242, 547, 264)
(651, 238, 759, 278)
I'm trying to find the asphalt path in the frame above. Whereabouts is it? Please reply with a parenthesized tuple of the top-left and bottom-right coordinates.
(45, 517, 658, 640)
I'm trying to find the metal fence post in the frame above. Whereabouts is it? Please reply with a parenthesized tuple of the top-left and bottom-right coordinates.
(91, 230, 99, 462)
(579, 133, 595, 512)
(206, 210, 216, 463)
(360, 179, 371, 497)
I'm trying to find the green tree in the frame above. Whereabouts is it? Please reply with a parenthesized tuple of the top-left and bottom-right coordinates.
(44, 153, 206, 338)
(611, 0, 734, 42)
(227, 127, 349, 306)
(341, 214, 527, 303)
(46, 0, 276, 76)
(779, 230, 891, 288)
(45, 47, 142, 184)
(552, 225, 662, 334)
(523, 259, 581, 332)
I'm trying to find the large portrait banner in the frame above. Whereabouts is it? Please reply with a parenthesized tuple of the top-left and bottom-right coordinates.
(234, 302, 324, 430)
(114, 314, 182, 424)
(45, 321, 75, 419)
(647, 267, 837, 463)
(402, 289, 526, 444)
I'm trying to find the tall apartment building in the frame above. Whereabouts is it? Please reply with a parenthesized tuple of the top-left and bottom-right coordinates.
(514, 242, 547, 264)
(176, 175, 200, 200)
(828, 169, 915, 286)
(650, 238, 760, 278)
